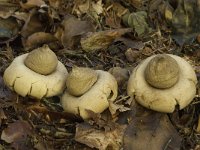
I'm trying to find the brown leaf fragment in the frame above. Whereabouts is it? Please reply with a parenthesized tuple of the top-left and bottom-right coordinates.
(23, 32, 58, 50)
(81, 28, 132, 52)
(1, 120, 33, 147)
(108, 67, 129, 86)
(115, 37, 144, 50)
(0, 17, 19, 43)
(20, 0, 46, 9)
(0, 109, 7, 126)
(21, 10, 46, 38)
(75, 123, 126, 150)
(0, 2, 20, 19)
(123, 112, 182, 150)
(125, 48, 141, 62)
(0, 76, 16, 101)
(57, 16, 94, 48)
(171, 0, 200, 45)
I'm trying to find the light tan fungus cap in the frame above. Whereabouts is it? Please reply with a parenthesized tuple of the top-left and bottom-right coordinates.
(61, 70, 118, 119)
(127, 54, 197, 113)
(3, 54, 68, 99)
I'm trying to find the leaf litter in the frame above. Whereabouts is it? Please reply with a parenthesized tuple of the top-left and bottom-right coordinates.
(0, 0, 199, 150)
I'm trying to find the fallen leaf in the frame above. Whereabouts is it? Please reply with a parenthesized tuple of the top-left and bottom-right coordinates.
(123, 111, 182, 150)
(0, 76, 16, 101)
(20, 0, 46, 10)
(91, 0, 103, 15)
(23, 32, 58, 50)
(21, 10, 47, 38)
(115, 37, 144, 50)
(0, 1, 20, 19)
(108, 67, 129, 86)
(75, 122, 126, 150)
(122, 11, 152, 36)
(81, 28, 132, 52)
(1, 120, 32, 143)
(125, 48, 141, 62)
(57, 16, 94, 48)
(0, 108, 7, 126)
(0, 17, 19, 43)
(1, 120, 33, 149)
(171, 0, 200, 45)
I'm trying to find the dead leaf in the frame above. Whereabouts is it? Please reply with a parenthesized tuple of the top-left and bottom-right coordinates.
(21, 10, 47, 38)
(0, 1, 20, 19)
(0, 108, 7, 126)
(125, 48, 141, 62)
(1, 120, 32, 143)
(105, 2, 127, 28)
(91, 0, 103, 15)
(75, 122, 126, 150)
(108, 67, 129, 86)
(56, 15, 94, 48)
(171, 0, 200, 45)
(23, 32, 58, 50)
(81, 28, 132, 52)
(20, 0, 46, 10)
(0, 17, 19, 43)
(0, 76, 16, 101)
(123, 111, 182, 150)
(115, 37, 144, 50)
(122, 11, 152, 36)
(1, 120, 33, 149)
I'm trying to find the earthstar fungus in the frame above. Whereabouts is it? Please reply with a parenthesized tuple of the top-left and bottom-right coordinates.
(127, 54, 197, 113)
(61, 67, 118, 119)
(3, 45, 68, 99)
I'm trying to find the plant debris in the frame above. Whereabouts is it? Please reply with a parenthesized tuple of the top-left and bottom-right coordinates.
(0, 0, 199, 149)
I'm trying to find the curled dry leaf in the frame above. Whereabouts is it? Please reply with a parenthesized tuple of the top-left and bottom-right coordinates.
(122, 11, 151, 36)
(105, 2, 128, 28)
(1, 120, 33, 149)
(23, 32, 58, 50)
(20, 0, 46, 9)
(0, 17, 19, 43)
(108, 67, 129, 86)
(0, 1, 20, 19)
(75, 123, 126, 150)
(125, 48, 141, 62)
(123, 112, 182, 150)
(55, 16, 94, 48)
(0, 109, 7, 126)
(21, 10, 46, 38)
(171, 0, 200, 45)
(81, 28, 132, 52)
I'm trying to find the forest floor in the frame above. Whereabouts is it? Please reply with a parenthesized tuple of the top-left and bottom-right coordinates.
(0, 0, 199, 149)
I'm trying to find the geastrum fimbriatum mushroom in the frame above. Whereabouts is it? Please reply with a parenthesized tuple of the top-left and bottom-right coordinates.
(61, 67, 118, 119)
(3, 45, 68, 99)
(127, 54, 197, 113)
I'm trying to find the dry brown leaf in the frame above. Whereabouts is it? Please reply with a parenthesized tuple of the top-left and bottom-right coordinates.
(20, 0, 46, 9)
(105, 2, 128, 28)
(1, 120, 32, 143)
(57, 16, 94, 48)
(0, 76, 16, 101)
(125, 48, 141, 62)
(75, 122, 126, 150)
(91, 0, 103, 15)
(123, 111, 182, 150)
(0, 109, 7, 126)
(23, 32, 58, 50)
(0, 2, 20, 19)
(81, 28, 132, 52)
(1, 120, 33, 149)
(108, 67, 129, 86)
(0, 17, 19, 43)
(21, 10, 46, 38)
